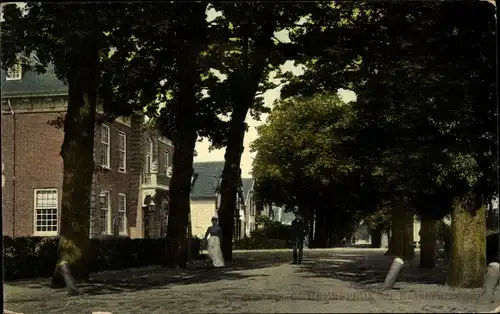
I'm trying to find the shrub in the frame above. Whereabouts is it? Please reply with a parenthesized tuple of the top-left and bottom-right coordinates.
(3, 235, 203, 281)
(251, 215, 292, 240)
(233, 237, 291, 250)
(233, 216, 293, 250)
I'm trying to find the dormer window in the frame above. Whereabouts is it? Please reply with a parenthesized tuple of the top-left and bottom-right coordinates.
(6, 63, 22, 81)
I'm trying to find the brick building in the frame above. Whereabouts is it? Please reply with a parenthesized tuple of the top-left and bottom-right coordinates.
(1, 62, 174, 238)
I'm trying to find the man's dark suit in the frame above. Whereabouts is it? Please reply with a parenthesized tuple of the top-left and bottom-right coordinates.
(291, 217, 307, 264)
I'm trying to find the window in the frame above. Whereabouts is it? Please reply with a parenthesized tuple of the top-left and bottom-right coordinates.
(99, 191, 111, 235)
(118, 132, 127, 173)
(100, 124, 110, 168)
(6, 63, 22, 81)
(164, 150, 171, 176)
(118, 193, 127, 234)
(34, 189, 58, 236)
(145, 138, 153, 173)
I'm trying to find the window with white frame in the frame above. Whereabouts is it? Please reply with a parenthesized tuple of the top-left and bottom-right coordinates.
(6, 63, 22, 81)
(100, 124, 110, 168)
(118, 193, 127, 234)
(145, 138, 153, 173)
(164, 150, 170, 176)
(99, 191, 111, 235)
(118, 132, 127, 173)
(34, 189, 59, 236)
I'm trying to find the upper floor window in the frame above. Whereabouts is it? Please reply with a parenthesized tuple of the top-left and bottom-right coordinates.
(118, 131, 127, 173)
(6, 63, 22, 81)
(100, 124, 110, 168)
(164, 150, 171, 176)
(145, 138, 153, 173)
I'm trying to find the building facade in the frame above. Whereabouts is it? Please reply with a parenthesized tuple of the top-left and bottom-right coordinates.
(190, 161, 255, 239)
(1, 63, 174, 239)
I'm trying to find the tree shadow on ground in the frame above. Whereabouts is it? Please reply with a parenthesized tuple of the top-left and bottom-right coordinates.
(5, 251, 292, 298)
(298, 249, 448, 287)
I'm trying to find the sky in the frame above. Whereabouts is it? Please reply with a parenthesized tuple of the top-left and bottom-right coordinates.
(194, 8, 357, 178)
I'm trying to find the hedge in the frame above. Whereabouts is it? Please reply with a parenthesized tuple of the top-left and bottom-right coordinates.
(233, 237, 292, 250)
(3, 236, 201, 281)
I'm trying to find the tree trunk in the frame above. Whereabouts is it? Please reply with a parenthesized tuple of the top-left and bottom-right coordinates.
(52, 44, 99, 287)
(419, 217, 439, 269)
(217, 24, 276, 262)
(162, 5, 206, 268)
(164, 132, 197, 268)
(313, 209, 327, 248)
(446, 198, 486, 288)
(371, 228, 382, 248)
(217, 95, 249, 262)
(386, 204, 414, 261)
(308, 208, 315, 248)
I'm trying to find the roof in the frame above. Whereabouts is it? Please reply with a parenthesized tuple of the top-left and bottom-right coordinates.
(242, 178, 253, 201)
(192, 161, 225, 199)
(191, 161, 253, 201)
(1, 64, 68, 98)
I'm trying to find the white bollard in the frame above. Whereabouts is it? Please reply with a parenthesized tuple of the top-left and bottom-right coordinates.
(478, 262, 500, 305)
(384, 257, 404, 289)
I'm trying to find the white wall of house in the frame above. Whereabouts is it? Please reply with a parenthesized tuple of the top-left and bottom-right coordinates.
(191, 199, 217, 238)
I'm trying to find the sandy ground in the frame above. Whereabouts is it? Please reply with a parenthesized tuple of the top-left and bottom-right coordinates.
(4, 248, 500, 313)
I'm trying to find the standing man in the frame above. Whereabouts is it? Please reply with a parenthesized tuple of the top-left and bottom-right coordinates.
(291, 212, 307, 264)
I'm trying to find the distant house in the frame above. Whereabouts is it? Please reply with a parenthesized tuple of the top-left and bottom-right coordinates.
(1, 61, 174, 239)
(190, 161, 255, 239)
(260, 204, 294, 226)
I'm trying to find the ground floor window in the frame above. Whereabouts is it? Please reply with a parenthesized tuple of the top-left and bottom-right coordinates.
(118, 193, 127, 234)
(34, 188, 59, 236)
(233, 218, 242, 240)
(100, 190, 111, 235)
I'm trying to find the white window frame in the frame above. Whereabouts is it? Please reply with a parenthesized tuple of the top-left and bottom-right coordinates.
(164, 150, 170, 175)
(6, 63, 22, 81)
(100, 124, 110, 169)
(99, 190, 111, 235)
(33, 188, 59, 236)
(118, 193, 127, 235)
(145, 138, 153, 173)
(118, 131, 127, 173)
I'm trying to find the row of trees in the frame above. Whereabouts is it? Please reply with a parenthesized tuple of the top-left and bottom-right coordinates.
(251, 2, 497, 288)
(1, 1, 495, 288)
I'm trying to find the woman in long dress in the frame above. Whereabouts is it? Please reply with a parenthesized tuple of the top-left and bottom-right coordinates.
(203, 217, 225, 267)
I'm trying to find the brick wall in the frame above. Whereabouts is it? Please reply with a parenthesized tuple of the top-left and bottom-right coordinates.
(1, 110, 64, 237)
(2, 98, 143, 238)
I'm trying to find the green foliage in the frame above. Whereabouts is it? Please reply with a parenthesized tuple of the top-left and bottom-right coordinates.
(252, 93, 372, 223)
(3, 236, 202, 281)
(252, 215, 292, 240)
(277, 2, 497, 219)
(233, 215, 293, 250)
(362, 207, 391, 231)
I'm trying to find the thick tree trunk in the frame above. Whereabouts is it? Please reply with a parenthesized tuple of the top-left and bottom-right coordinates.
(218, 133, 245, 262)
(163, 4, 205, 268)
(164, 133, 197, 268)
(371, 228, 382, 248)
(419, 217, 439, 269)
(313, 209, 327, 248)
(386, 204, 414, 261)
(447, 198, 486, 288)
(52, 46, 99, 287)
(218, 25, 276, 262)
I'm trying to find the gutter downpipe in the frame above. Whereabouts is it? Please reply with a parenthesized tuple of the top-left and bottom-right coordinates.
(7, 99, 16, 238)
